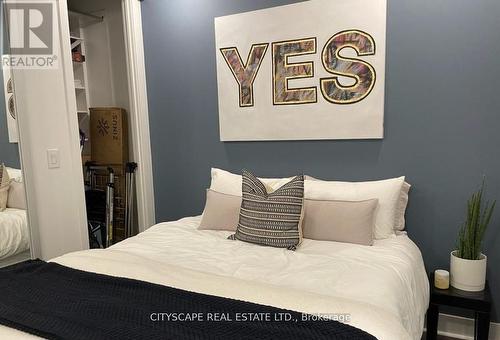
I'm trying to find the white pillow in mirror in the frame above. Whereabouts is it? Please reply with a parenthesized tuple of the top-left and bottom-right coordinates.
(7, 179, 26, 210)
(0, 185, 8, 211)
(3, 167, 26, 210)
(209, 168, 293, 196)
(6, 167, 23, 181)
(0, 164, 10, 211)
(304, 176, 406, 239)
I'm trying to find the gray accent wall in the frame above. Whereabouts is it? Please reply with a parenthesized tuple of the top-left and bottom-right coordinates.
(142, 0, 500, 321)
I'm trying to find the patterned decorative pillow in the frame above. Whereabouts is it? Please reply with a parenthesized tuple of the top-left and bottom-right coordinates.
(0, 164, 11, 211)
(229, 170, 304, 250)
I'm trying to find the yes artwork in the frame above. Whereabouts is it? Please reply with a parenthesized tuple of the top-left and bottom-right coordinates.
(215, 0, 386, 141)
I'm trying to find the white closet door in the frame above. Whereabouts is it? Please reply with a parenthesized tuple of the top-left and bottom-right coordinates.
(9, 0, 89, 259)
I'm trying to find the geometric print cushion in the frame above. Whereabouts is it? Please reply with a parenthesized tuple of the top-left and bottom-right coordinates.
(229, 170, 304, 250)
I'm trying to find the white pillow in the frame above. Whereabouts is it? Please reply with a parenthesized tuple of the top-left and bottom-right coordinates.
(209, 168, 293, 196)
(7, 178, 26, 210)
(394, 181, 411, 231)
(0, 185, 9, 212)
(304, 176, 406, 239)
(4, 167, 26, 210)
(6, 167, 23, 181)
(0, 164, 10, 211)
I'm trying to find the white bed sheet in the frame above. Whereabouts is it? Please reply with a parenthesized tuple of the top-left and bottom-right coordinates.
(0, 208, 29, 260)
(0, 216, 429, 340)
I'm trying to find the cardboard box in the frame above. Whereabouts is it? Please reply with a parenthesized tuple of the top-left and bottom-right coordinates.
(90, 107, 128, 165)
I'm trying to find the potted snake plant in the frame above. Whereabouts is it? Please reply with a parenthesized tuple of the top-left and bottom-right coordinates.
(450, 180, 496, 291)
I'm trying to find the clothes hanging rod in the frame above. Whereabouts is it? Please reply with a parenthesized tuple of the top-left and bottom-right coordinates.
(68, 9, 104, 22)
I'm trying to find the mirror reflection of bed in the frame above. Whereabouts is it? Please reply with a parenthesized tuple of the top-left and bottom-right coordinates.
(0, 167, 29, 267)
(0, 65, 31, 268)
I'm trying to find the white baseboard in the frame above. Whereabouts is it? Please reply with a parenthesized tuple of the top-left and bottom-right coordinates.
(436, 313, 500, 340)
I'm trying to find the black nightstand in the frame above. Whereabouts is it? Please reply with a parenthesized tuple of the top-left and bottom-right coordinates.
(427, 272, 491, 340)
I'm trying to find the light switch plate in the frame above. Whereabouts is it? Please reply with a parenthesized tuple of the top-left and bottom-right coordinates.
(47, 149, 60, 169)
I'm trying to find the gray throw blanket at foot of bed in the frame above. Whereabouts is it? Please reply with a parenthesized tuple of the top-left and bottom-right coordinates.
(0, 260, 376, 340)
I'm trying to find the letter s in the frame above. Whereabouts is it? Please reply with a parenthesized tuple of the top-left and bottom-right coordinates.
(320, 30, 376, 104)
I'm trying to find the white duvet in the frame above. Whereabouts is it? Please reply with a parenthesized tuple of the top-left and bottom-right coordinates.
(0, 208, 29, 260)
(0, 216, 429, 340)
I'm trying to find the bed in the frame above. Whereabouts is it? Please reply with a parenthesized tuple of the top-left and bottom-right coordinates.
(0, 208, 30, 261)
(0, 215, 429, 340)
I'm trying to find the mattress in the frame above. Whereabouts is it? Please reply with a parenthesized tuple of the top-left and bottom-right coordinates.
(0, 216, 429, 340)
(0, 208, 29, 260)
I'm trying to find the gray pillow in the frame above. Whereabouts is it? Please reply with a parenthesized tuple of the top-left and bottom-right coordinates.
(199, 189, 241, 231)
(302, 198, 378, 246)
(229, 170, 304, 250)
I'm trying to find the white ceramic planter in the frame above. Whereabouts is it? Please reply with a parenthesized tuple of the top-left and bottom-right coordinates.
(450, 250, 487, 291)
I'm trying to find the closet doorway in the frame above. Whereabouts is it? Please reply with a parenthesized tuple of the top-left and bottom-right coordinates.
(10, 0, 154, 259)
(66, 0, 155, 247)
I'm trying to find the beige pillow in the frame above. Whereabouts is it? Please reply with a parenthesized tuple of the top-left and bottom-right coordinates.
(199, 189, 241, 231)
(302, 198, 378, 246)
(202, 188, 378, 246)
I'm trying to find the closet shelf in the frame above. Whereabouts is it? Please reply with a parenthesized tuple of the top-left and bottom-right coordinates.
(70, 37, 84, 50)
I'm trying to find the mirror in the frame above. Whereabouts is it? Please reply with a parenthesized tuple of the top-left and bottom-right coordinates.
(0, 12, 31, 267)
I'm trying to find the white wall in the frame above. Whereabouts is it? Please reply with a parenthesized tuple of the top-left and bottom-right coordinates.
(13, 0, 89, 259)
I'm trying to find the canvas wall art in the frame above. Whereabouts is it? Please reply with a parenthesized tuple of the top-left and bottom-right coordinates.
(215, 0, 387, 141)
